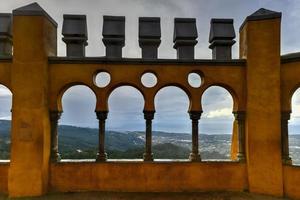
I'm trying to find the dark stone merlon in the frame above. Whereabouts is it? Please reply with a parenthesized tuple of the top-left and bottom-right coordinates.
(139, 17, 161, 59)
(0, 14, 12, 56)
(62, 15, 88, 57)
(102, 16, 125, 58)
(173, 18, 198, 60)
(209, 18, 235, 60)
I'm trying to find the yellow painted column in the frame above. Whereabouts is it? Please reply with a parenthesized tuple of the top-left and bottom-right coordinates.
(240, 9, 283, 196)
(8, 3, 57, 197)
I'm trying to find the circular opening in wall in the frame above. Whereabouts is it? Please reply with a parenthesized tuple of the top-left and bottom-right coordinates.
(95, 72, 111, 88)
(188, 72, 202, 88)
(141, 72, 157, 88)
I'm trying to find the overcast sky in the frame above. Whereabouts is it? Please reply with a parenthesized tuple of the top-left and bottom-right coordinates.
(1, 0, 300, 134)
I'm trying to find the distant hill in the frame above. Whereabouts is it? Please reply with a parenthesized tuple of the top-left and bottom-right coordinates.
(0, 120, 10, 159)
(0, 120, 300, 163)
(0, 120, 233, 160)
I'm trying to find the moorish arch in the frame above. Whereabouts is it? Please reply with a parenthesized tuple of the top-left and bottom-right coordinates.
(153, 86, 191, 159)
(288, 88, 300, 165)
(56, 82, 98, 112)
(200, 86, 234, 160)
(106, 85, 145, 159)
(58, 85, 98, 159)
(0, 84, 12, 160)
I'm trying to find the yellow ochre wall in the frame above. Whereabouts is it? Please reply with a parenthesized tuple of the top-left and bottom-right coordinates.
(0, 3, 300, 199)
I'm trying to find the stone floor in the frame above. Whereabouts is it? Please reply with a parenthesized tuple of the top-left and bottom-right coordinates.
(1, 192, 292, 200)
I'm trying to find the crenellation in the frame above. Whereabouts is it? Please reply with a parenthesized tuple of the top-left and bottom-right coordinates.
(62, 15, 88, 57)
(209, 18, 236, 60)
(102, 15, 125, 58)
(139, 17, 161, 59)
(173, 18, 198, 60)
(0, 14, 12, 56)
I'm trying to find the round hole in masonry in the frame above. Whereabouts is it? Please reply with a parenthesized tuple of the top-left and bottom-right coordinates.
(141, 72, 157, 88)
(95, 72, 111, 88)
(188, 72, 202, 88)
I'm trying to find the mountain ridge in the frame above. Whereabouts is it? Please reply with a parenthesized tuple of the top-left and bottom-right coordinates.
(0, 120, 299, 163)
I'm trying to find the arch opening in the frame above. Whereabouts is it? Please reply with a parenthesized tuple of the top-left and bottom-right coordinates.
(153, 86, 191, 159)
(200, 86, 234, 160)
(58, 85, 98, 159)
(106, 86, 145, 159)
(0, 85, 12, 160)
(289, 88, 300, 165)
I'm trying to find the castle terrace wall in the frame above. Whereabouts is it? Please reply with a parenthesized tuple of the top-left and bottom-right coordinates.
(1, 2, 300, 199)
(0, 163, 9, 194)
(49, 161, 247, 193)
(283, 165, 300, 199)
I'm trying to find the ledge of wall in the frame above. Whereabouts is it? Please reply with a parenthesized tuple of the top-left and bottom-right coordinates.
(0, 56, 12, 63)
(281, 52, 300, 63)
(0, 162, 9, 194)
(48, 57, 246, 66)
(50, 161, 247, 193)
(283, 165, 300, 199)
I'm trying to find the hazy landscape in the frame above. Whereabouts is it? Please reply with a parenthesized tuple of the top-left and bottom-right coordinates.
(0, 120, 299, 164)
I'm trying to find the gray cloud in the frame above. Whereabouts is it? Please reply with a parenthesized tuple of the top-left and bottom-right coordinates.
(1, 1, 300, 134)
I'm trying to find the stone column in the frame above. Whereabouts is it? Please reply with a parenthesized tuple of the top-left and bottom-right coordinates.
(233, 111, 246, 161)
(281, 111, 292, 165)
(49, 111, 62, 162)
(96, 111, 108, 161)
(189, 111, 202, 161)
(143, 111, 155, 161)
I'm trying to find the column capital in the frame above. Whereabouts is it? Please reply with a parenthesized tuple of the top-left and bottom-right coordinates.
(49, 110, 62, 121)
(96, 111, 108, 120)
(189, 111, 202, 121)
(233, 111, 246, 121)
(143, 110, 155, 120)
(281, 111, 291, 121)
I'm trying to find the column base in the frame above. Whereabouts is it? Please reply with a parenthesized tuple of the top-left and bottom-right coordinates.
(143, 153, 154, 161)
(237, 153, 246, 162)
(282, 157, 292, 165)
(50, 152, 61, 162)
(189, 153, 201, 162)
(96, 152, 107, 162)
